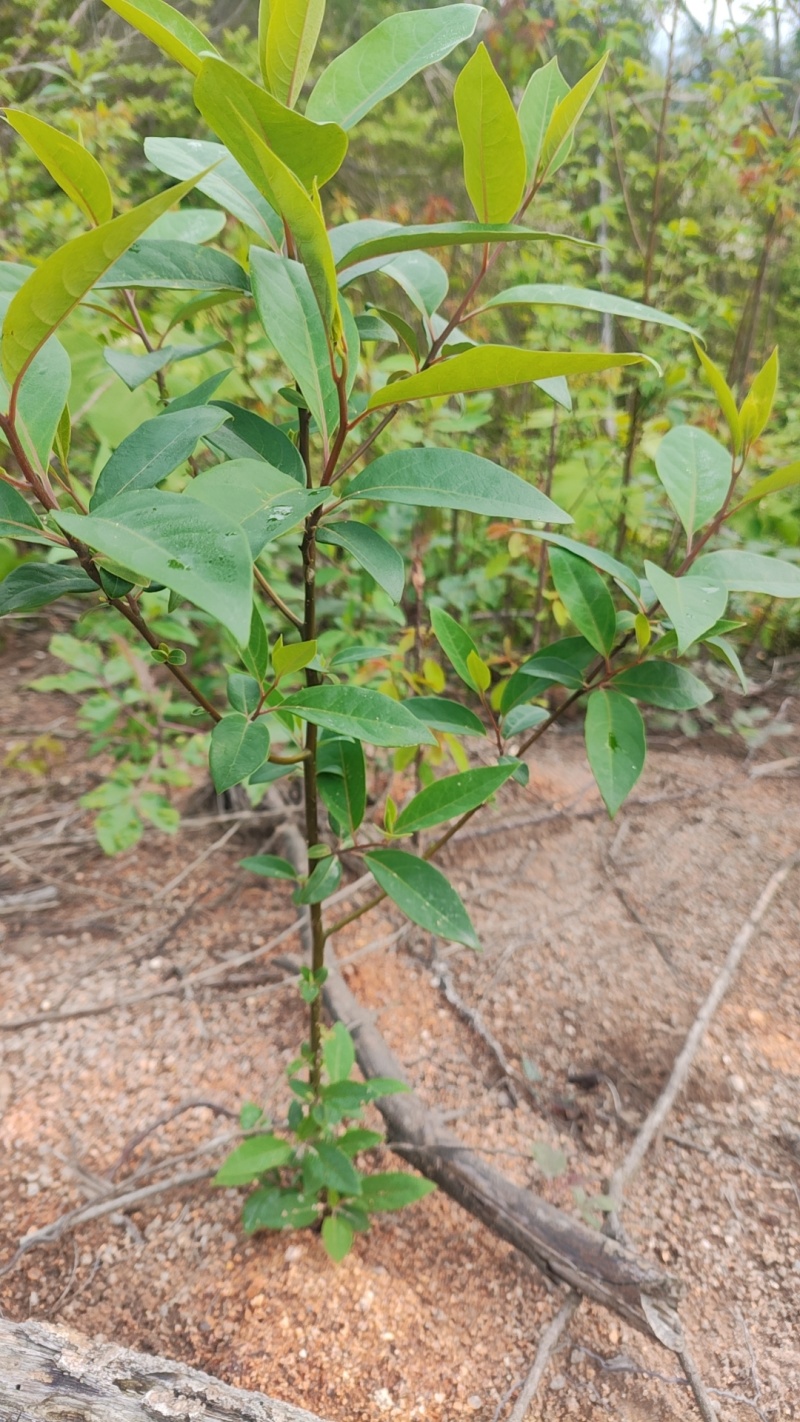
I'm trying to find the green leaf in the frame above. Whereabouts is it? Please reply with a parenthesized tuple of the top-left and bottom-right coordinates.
(97, 240, 248, 292)
(740, 346, 778, 451)
(378, 251, 448, 318)
(355, 313, 399, 345)
(100, 0, 217, 74)
(502, 704, 549, 737)
(322, 1215, 354, 1262)
(323, 1022, 356, 1083)
(239, 1102, 264, 1130)
(693, 340, 742, 454)
(294, 853, 342, 904)
(1, 174, 201, 385)
(335, 223, 592, 272)
(318, 521, 405, 603)
(0, 263, 33, 293)
(539, 53, 608, 179)
(317, 733, 367, 833)
(56, 490, 254, 644)
(364, 849, 479, 948)
(165, 370, 231, 412)
(366, 306, 419, 361)
(313, 1140, 362, 1194)
(430, 606, 481, 691)
(213, 1133, 293, 1187)
(272, 637, 317, 679)
(0, 294, 71, 470)
(143, 208, 226, 244)
(518, 57, 569, 184)
(250, 248, 339, 443)
(644, 561, 728, 654)
(0, 483, 50, 545)
(531, 1141, 568, 1178)
(104, 339, 227, 391)
(705, 635, 747, 691)
(482, 283, 697, 337)
(611, 661, 713, 711)
(190, 459, 323, 559)
(306, 5, 481, 128)
(346, 448, 569, 523)
(338, 1128, 383, 1158)
(522, 531, 641, 600)
(265, 0, 326, 108)
(359, 1171, 436, 1212)
(394, 764, 517, 836)
(691, 550, 800, 599)
(242, 1186, 319, 1232)
(5, 109, 113, 226)
(91, 406, 230, 508)
(328, 644, 392, 669)
(139, 793, 180, 833)
(280, 685, 436, 747)
(515, 638, 596, 690)
(738, 460, 800, 507)
(0, 563, 97, 615)
(207, 402, 305, 483)
(584, 689, 645, 817)
(454, 43, 526, 223)
(210, 712, 270, 793)
(240, 853, 298, 881)
(654, 426, 731, 538)
(194, 57, 347, 194)
(144, 137, 282, 247)
(549, 547, 616, 656)
(404, 697, 486, 737)
(365, 346, 654, 412)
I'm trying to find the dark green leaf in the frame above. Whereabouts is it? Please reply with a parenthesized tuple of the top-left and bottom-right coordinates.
(240, 853, 298, 881)
(210, 712, 270, 793)
(96, 240, 249, 292)
(364, 848, 479, 948)
(242, 1186, 319, 1232)
(523, 531, 641, 600)
(206, 402, 305, 483)
(227, 672, 261, 714)
(359, 1171, 436, 1212)
(318, 521, 405, 603)
(394, 764, 517, 835)
(346, 448, 568, 523)
(294, 853, 342, 904)
(429, 606, 482, 691)
(502, 704, 549, 737)
(404, 696, 486, 737)
(250, 247, 339, 442)
(317, 732, 367, 833)
(584, 690, 646, 817)
(335, 223, 592, 272)
(314, 1141, 362, 1195)
(0, 563, 97, 614)
(644, 562, 728, 655)
(165, 369, 232, 412)
(611, 662, 713, 711)
(549, 547, 616, 656)
(91, 406, 230, 507)
(213, 1133, 292, 1186)
(281, 685, 436, 747)
(0, 484, 50, 544)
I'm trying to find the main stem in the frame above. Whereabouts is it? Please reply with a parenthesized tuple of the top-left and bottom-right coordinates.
(299, 408, 326, 1093)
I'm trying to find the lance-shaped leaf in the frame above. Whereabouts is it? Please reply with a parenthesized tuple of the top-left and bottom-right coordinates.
(294, 853, 342, 905)
(280, 685, 436, 747)
(100, 0, 218, 74)
(210, 712, 270, 793)
(644, 561, 727, 654)
(518, 57, 569, 184)
(265, 0, 326, 108)
(430, 606, 481, 691)
(317, 732, 366, 834)
(0, 293, 71, 469)
(549, 546, 616, 656)
(145, 137, 282, 247)
(0, 563, 97, 615)
(143, 207, 226, 244)
(345, 448, 569, 524)
(539, 54, 608, 179)
(190, 458, 324, 557)
(335, 223, 593, 272)
(306, 4, 481, 129)
(480, 283, 697, 336)
(91, 406, 230, 508)
(454, 43, 526, 223)
(206, 401, 306, 483)
(738, 461, 800, 507)
(693, 340, 742, 454)
(654, 426, 730, 538)
(0, 484, 51, 544)
(364, 849, 479, 949)
(394, 764, 517, 836)
(365, 346, 654, 412)
(378, 251, 448, 318)
(740, 346, 779, 451)
(103, 338, 226, 391)
(691, 550, 800, 598)
(1, 173, 201, 385)
(56, 490, 254, 644)
(501, 636, 595, 714)
(517, 530, 641, 600)
(584, 689, 645, 817)
(611, 661, 712, 711)
(318, 521, 405, 603)
(250, 248, 339, 442)
(359, 1172, 436, 1211)
(194, 58, 347, 193)
(405, 697, 486, 737)
(4, 110, 113, 226)
(96, 240, 248, 292)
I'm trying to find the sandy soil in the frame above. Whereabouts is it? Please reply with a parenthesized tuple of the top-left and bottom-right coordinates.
(1, 624, 799, 1422)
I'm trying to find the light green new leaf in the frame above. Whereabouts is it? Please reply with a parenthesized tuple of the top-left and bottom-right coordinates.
(190, 458, 324, 558)
(336, 224, 593, 272)
(56, 490, 254, 644)
(318, 521, 405, 603)
(394, 764, 517, 836)
(364, 849, 479, 949)
(518, 57, 569, 184)
(654, 425, 731, 538)
(693, 340, 742, 454)
(430, 606, 481, 692)
(611, 661, 713, 711)
(0, 563, 97, 615)
(740, 346, 779, 451)
(280, 685, 436, 747)
(321, 1216, 354, 1262)
(91, 406, 230, 507)
(539, 54, 608, 179)
(482, 283, 697, 337)
(0, 484, 50, 544)
(346, 448, 569, 523)
(691, 550, 800, 599)
(145, 137, 282, 247)
(644, 561, 728, 654)
(213, 1133, 293, 1187)
(0, 293, 71, 469)
(306, 5, 481, 129)
(365, 346, 654, 412)
(265, 0, 326, 108)
(100, 0, 218, 74)
(454, 43, 526, 223)
(1, 173, 200, 385)
(194, 58, 347, 193)
(250, 248, 339, 444)
(549, 547, 616, 656)
(4, 110, 113, 226)
(738, 461, 800, 506)
(210, 712, 270, 793)
(584, 689, 645, 817)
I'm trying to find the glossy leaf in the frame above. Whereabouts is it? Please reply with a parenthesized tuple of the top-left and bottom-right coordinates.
(521, 531, 641, 600)
(250, 248, 339, 442)
(0, 484, 50, 544)
(100, 0, 218, 74)
(501, 636, 595, 714)
(364, 849, 479, 949)
(378, 250, 448, 318)
(654, 426, 730, 537)
(321, 1215, 354, 1262)
(405, 696, 486, 737)
(280, 685, 436, 747)
(190, 458, 323, 558)
(738, 462, 800, 507)
(240, 853, 299, 880)
(144, 137, 282, 247)
(97, 240, 248, 292)
(539, 54, 608, 178)
(103, 339, 225, 391)
(740, 347, 778, 451)
(611, 662, 713, 710)
(691, 550, 800, 598)
(430, 606, 481, 691)
(394, 764, 517, 836)
(318, 521, 405, 603)
(365, 346, 654, 412)
(5, 110, 113, 226)
(454, 43, 526, 223)
(359, 1171, 436, 1212)
(56, 491, 254, 644)
(294, 853, 342, 904)
(335, 223, 592, 272)
(210, 713, 270, 793)
(306, 5, 480, 129)
(317, 732, 367, 833)
(346, 448, 569, 523)
(584, 689, 645, 817)
(91, 406, 230, 508)
(143, 207, 226, 244)
(265, 0, 326, 108)
(549, 547, 616, 656)
(644, 561, 727, 654)
(0, 563, 97, 615)
(0, 294, 71, 469)
(213, 1133, 292, 1187)
(227, 673, 264, 710)
(207, 402, 305, 483)
(693, 340, 742, 454)
(518, 57, 569, 184)
(482, 283, 697, 337)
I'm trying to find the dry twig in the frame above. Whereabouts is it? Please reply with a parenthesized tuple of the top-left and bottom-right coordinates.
(505, 1291, 581, 1422)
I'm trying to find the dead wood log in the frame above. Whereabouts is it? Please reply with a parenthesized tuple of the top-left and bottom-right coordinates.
(0, 1316, 327, 1422)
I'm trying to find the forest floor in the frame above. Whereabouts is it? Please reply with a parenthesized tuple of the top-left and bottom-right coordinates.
(1, 622, 799, 1422)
